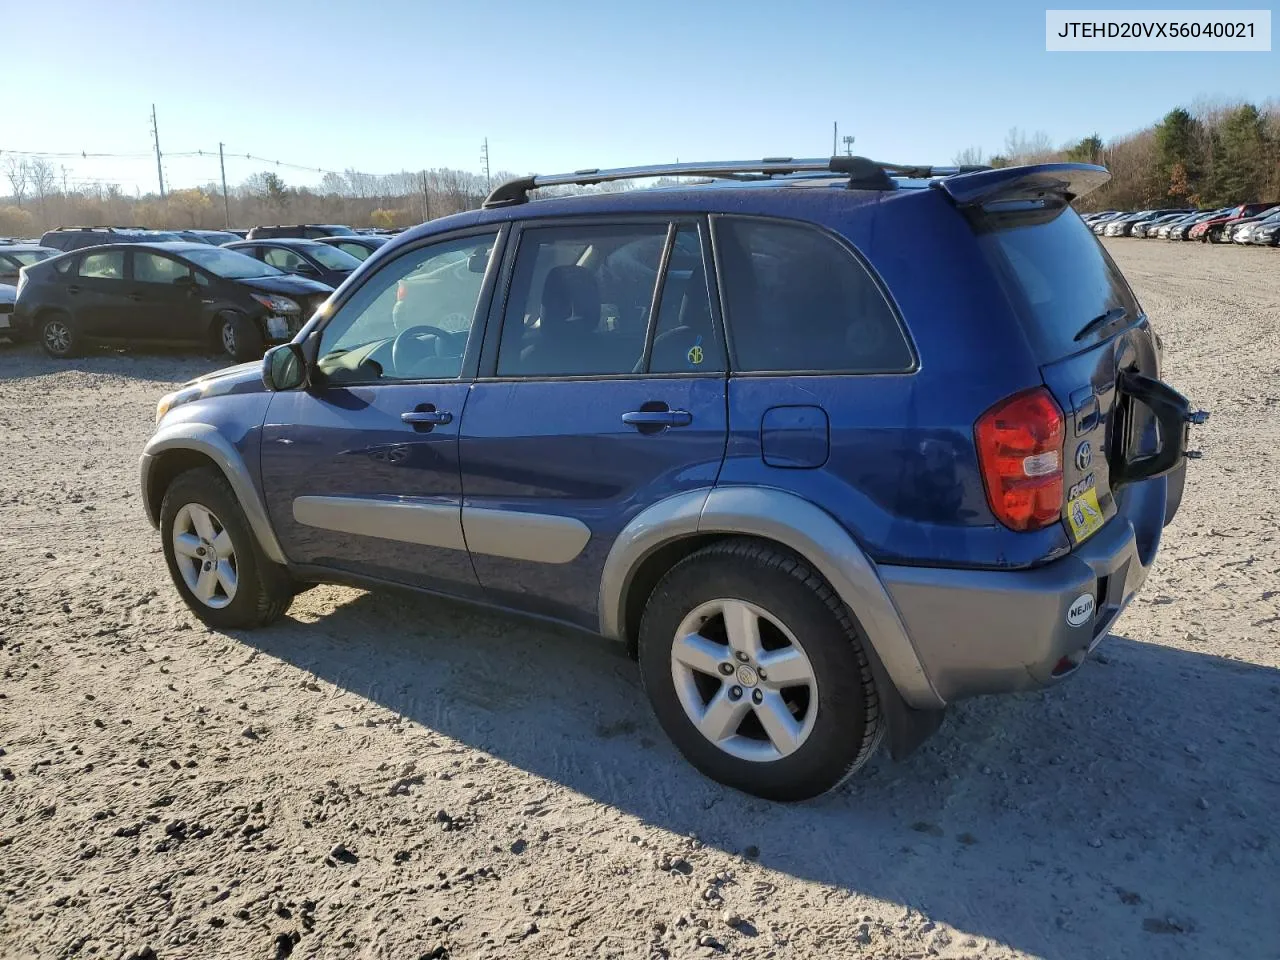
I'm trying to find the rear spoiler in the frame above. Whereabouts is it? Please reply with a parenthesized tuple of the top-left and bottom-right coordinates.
(936, 163, 1111, 207)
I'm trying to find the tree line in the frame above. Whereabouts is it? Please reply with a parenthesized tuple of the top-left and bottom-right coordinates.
(955, 100, 1279, 212)
(5, 100, 1276, 237)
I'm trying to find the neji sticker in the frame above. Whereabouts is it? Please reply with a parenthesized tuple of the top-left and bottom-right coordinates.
(1067, 487, 1105, 542)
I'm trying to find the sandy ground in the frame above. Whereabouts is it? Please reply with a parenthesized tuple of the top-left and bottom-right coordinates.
(0, 240, 1277, 960)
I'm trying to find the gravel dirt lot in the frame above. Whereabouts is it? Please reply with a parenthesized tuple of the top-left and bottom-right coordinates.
(1, 240, 1277, 960)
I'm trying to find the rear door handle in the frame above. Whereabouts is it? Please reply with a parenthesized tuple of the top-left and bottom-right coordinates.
(128, 291, 143, 302)
(67, 285, 81, 295)
(622, 409, 693, 428)
(401, 409, 453, 426)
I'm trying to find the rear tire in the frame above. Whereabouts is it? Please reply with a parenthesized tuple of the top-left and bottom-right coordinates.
(39, 311, 80, 358)
(160, 467, 292, 630)
(638, 538, 883, 801)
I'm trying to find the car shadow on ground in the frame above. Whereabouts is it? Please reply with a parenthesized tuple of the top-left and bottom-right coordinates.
(238, 586, 1280, 959)
(0, 341, 230, 383)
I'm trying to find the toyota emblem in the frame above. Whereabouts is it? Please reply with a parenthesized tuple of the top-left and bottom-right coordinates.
(1075, 441, 1093, 471)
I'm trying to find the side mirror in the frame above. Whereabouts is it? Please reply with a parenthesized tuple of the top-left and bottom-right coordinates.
(292, 261, 320, 276)
(262, 343, 307, 391)
(467, 247, 491, 273)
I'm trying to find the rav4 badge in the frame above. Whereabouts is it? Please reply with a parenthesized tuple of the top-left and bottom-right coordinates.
(1066, 593, 1096, 627)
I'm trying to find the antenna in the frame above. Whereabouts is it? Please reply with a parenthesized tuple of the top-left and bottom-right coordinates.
(481, 138, 491, 192)
(842, 135, 856, 157)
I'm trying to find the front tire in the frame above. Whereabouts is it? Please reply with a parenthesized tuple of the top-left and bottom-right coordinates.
(160, 467, 292, 630)
(40, 311, 80, 358)
(215, 312, 264, 363)
(638, 539, 883, 801)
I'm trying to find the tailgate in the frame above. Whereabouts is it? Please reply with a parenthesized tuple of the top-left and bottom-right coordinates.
(956, 177, 1195, 545)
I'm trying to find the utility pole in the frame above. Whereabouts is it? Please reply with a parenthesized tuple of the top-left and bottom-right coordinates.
(150, 103, 165, 198)
(218, 142, 230, 228)
(832, 121, 837, 157)
(420, 169, 431, 222)
(842, 134, 855, 156)
(481, 138, 491, 192)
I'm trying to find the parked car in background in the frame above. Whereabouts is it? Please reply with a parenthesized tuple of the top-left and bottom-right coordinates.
(12, 242, 332, 361)
(1224, 206, 1280, 243)
(1243, 212, 1280, 246)
(1132, 212, 1192, 238)
(1166, 209, 1229, 240)
(1088, 211, 1129, 233)
(315, 234, 391, 261)
(1104, 209, 1192, 237)
(179, 229, 243, 246)
(1189, 203, 1279, 242)
(140, 156, 1201, 800)
(0, 282, 16, 342)
(40, 226, 186, 252)
(223, 238, 362, 288)
(246, 224, 355, 240)
(0, 243, 58, 285)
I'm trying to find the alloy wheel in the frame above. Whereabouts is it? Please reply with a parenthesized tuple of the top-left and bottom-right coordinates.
(43, 320, 71, 355)
(669, 598, 818, 762)
(220, 319, 237, 356)
(172, 503, 238, 609)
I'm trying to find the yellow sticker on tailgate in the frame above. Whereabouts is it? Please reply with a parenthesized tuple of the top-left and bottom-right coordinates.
(1067, 487, 1105, 543)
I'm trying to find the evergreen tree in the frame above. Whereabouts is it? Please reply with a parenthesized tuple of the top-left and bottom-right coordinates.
(1213, 104, 1269, 202)
(1153, 108, 1203, 204)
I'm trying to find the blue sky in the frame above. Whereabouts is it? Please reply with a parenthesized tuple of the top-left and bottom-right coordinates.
(4, 0, 1275, 193)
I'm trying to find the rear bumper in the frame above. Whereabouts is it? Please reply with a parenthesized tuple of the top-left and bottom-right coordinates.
(879, 475, 1167, 703)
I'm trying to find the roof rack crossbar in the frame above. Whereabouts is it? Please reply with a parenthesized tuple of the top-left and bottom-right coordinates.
(482, 157, 990, 208)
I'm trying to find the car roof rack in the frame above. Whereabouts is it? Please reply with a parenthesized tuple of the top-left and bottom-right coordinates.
(482, 156, 990, 208)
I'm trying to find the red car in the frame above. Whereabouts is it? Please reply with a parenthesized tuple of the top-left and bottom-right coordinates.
(1189, 203, 1279, 242)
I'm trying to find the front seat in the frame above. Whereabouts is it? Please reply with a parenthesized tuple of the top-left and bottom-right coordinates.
(518, 265, 603, 375)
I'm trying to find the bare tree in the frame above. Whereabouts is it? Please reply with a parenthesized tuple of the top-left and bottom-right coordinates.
(3, 156, 30, 208)
(953, 146, 986, 166)
(28, 158, 57, 214)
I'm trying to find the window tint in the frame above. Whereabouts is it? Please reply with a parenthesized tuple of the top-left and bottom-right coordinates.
(263, 247, 308, 272)
(648, 225, 723, 374)
(497, 224, 666, 377)
(78, 251, 125, 280)
(134, 252, 192, 284)
(316, 232, 497, 384)
(715, 218, 912, 374)
(977, 203, 1142, 362)
(336, 242, 371, 260)
(12, 251, 52, 266)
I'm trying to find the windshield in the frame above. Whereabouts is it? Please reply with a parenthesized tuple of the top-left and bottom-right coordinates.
(305, 243, 361, 270)
(323, 226, 356, 236)
(144, 232, 184, 242)
(185, 247, 283, 279)
(978, 202, 1142, 361)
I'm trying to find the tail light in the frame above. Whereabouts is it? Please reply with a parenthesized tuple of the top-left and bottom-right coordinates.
(396, 281, 407, 302)
(975, 387, 1065, 531)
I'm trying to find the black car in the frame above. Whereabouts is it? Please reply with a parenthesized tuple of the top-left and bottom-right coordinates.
(12, 242, 332, 362)
(0, 282, 16, 342)
(245, 224, 355, 240)
(223, 238, 362, 288)
(178, 229, 243, 246)
(0, 244, 58, 284)
(40, 226, 186, 253)
(315, 234, 390, 261)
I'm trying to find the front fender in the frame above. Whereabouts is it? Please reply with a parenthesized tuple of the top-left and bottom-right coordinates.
(598, 486, 943, 710)
(140, 422, 286, 565)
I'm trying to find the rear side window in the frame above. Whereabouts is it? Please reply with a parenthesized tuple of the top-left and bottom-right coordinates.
(79, 251, 125, 279)
(976, 202, 1142, 360)
(714, 218, 913, 374)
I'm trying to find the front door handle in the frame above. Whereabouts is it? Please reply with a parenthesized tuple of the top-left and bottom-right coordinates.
(401, 408, 453, 426)
(66, 284, 81, 295)
(128, 291, 143, 302)
(621, 409, 693, 428)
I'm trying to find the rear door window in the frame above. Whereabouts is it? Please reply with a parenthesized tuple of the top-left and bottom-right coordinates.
(976, 202, 1142, 361)
(714, 218, 913, 374)
(78, 251, 125, 279)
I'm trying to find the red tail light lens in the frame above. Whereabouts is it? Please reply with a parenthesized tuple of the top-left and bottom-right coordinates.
(396, 281, 407, 302)
(975, 387, 1065, 532)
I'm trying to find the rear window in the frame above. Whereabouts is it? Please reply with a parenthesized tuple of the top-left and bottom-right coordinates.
(977, 202, 1142, 360)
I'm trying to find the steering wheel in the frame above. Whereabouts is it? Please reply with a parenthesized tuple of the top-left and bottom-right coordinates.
(391, 324, 455, 375)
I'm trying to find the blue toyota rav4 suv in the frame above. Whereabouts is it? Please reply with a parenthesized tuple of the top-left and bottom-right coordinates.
(141, 157, 1202, 800)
